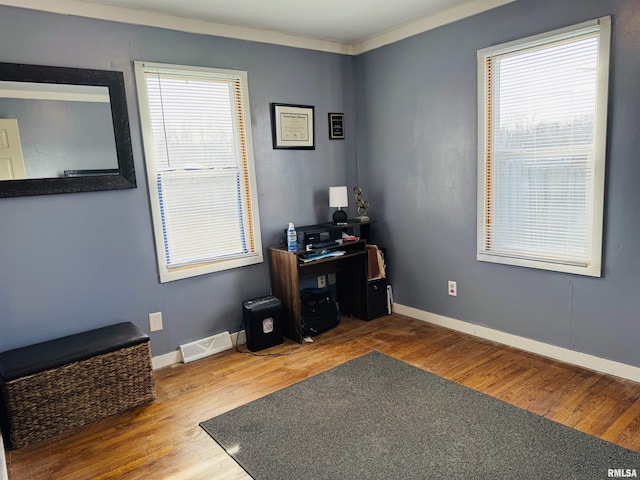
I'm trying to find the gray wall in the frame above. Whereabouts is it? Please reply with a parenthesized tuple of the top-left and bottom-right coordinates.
(0, 6, 358, 355)
(356, 0, 640, 367)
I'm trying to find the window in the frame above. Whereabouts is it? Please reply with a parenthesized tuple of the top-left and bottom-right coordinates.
(477, 17, 610, 277)
(135, 62, 262, 282)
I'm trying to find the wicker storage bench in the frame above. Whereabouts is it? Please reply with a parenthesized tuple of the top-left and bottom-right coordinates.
(0, 322, 156, 449)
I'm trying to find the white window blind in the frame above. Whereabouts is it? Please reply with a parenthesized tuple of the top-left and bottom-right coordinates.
(135, 62, 262, 282)
(477, 17, 610, 277)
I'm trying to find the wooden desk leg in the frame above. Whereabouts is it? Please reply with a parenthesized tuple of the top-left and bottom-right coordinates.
(269, 248, 302, 343)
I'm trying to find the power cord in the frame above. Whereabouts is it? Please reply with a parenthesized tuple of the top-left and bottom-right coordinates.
(234, 317, 303, 357)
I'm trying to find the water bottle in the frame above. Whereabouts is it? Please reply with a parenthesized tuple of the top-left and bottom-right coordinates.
(287, 222, 297, 252)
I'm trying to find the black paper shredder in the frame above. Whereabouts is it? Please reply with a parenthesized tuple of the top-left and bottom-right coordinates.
(242, 296, 284, 352)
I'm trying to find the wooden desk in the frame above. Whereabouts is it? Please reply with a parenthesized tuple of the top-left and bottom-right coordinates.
(269, 239, 369, 343)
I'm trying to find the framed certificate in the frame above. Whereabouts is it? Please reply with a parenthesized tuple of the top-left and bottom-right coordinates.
(270, 103, 315, 149)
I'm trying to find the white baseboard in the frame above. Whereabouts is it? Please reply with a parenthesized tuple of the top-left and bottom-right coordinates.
(151, 350, 181, 370)
(394, 303, 640, 383)
(151, 330, 246, 370)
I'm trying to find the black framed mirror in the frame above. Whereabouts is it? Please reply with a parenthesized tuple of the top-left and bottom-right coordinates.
(0, 62, 136, 197)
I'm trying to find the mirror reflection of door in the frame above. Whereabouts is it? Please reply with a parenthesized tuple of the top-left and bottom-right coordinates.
(0, 119, 26, 180)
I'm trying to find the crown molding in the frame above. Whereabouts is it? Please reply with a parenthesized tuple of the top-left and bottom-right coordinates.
(353, 0, 517, 54)
(0, 0, 516, 55)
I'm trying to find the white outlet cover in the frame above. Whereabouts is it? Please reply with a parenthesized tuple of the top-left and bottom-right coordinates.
(149, 312, 163, 331)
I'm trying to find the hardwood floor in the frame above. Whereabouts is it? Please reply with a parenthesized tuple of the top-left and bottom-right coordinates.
(6, 313, 640, 479)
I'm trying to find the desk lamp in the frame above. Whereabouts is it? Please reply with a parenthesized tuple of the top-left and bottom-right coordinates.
(329, 186, 348, 224)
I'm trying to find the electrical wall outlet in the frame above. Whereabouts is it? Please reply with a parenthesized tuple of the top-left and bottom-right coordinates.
(448, 281, 457, 297)
(149, 312, 163, 332)
(317, 275, 326, 288)
(328, 272, 337, 285)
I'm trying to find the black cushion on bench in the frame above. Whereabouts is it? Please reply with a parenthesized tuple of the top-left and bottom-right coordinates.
(0, 322, 149, 382)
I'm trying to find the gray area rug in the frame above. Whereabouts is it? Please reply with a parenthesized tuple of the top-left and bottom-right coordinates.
(200, 351, 640, 479)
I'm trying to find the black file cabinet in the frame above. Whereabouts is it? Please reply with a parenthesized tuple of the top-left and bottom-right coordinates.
(365, 278, 388, 320)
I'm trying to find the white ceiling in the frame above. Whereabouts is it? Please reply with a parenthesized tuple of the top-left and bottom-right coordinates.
(77, 0, 475, 43)
(1, 0, 516, 54)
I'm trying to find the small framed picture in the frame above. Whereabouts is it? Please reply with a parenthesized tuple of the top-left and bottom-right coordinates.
(328, 112, 345, 140)
(270, 103, 315, 149)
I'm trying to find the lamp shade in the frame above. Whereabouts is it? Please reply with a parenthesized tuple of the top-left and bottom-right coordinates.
(329, 186, 348, 208)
